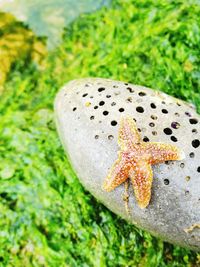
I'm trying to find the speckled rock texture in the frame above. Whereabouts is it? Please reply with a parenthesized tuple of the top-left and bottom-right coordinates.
(54, 78, 200, 251)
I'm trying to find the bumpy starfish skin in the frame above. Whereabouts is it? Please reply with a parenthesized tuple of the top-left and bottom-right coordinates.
(103, 116, 184, 208)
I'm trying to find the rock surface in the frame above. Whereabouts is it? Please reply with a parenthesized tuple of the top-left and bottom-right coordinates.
(54, 78, 200, 251)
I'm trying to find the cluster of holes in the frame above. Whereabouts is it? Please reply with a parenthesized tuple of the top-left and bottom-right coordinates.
(74, 84, 200, 174)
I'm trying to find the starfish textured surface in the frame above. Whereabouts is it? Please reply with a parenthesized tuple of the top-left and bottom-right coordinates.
(103, 116, 184, 209)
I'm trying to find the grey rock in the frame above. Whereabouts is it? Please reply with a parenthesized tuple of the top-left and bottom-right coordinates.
(54, 78, 200, 251)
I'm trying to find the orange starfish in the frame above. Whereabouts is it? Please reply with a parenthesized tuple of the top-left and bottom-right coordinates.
(103, 116, 184, 209)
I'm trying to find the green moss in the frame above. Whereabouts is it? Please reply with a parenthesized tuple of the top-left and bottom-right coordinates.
(0, 12, 46, 93)
(0, 0, 200, 266)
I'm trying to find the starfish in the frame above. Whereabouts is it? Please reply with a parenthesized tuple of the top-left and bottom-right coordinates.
(103, 116, 185, 209)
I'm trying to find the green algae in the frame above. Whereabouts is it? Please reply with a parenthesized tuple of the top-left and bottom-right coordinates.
(0, 1, 200, 266)
(0, 12, 46, 93)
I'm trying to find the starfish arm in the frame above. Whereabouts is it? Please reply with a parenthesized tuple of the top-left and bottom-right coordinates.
(129, 161, 153, 208)
(118, 116, 141, 151)
(145, 142, 185, 165)
(102, 153, 132, 192)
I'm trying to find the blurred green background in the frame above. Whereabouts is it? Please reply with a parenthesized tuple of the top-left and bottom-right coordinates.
(0, 0, 200, 266)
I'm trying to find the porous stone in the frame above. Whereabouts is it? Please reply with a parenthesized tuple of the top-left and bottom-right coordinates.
(54, 78, 200, 251)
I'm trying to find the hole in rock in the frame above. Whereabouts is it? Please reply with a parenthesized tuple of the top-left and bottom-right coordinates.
(192, 139, 200, 148)
(189, 152, 195, 158)
(151, 115, 157, 120)
(94, 106, 98, 109)
(164, 179, 169, 185)
(98, 87, 105, 92)
(90, 116, 95, 120)
(103, 111, 109, 116)
(152, 131, 157, 136)
(170, 136, 177, 142)
(99, 101, 105, 106)
(163, 128, 172, 135)
(119, 108, 124, 112)
(185, 111, 191, 117)
(82, 93, 88, 97)
(192, 129, 197, 134)
(197, 166, 200, 173)
(111, 102, 116, 106)
(171, 122, 180, 129)
(180, 163, 185, 168)
(106, 95, 111, 98)
(95, 135, 99, 139)
(189, 118, 198, 124)
(127, 87, 134, 93)
(126, 97, 132, 103)
(162, 109, 168, 114)
(111, 120, 117, 126)
(73, 107, 77, 111)
(108, 135, 114, 140)
(185, 176, 190, 182)
(139, 92, 146, 96)
(150, 103, 156, 109)
(143, 136, 149, 142)
(136, 106, 144, 113)
(149, 122, 155, 127)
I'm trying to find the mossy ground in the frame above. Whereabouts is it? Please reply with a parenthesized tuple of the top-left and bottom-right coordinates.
(0, 1, 200, 266)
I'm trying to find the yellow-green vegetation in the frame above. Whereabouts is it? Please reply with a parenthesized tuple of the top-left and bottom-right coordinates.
(0, 12, 46, 93)
(0, 1, 200, 266)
